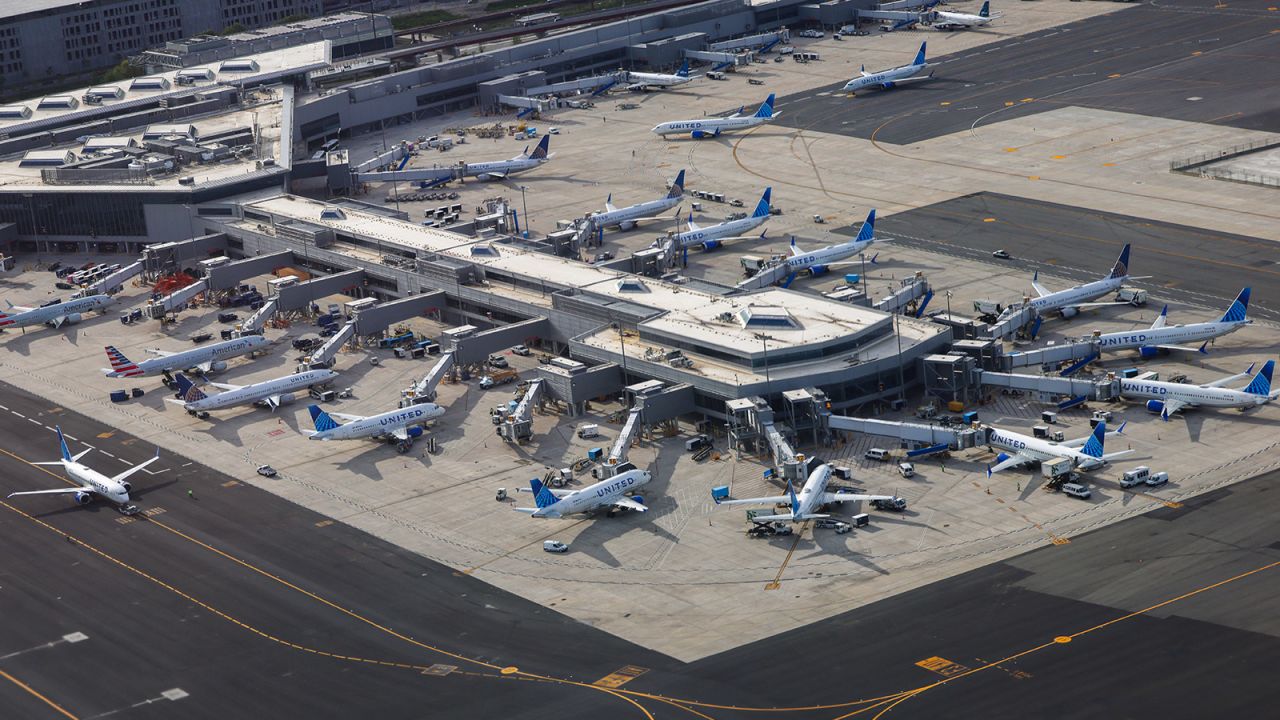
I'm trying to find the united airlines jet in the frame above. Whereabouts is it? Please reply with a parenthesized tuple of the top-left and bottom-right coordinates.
(713, 463, 900, 523)
(1123, 360, 1275, 420)
(651, 94, 780, 139)
(662, 187, 772, 252)
(305, 402, 445, 451)
(515, 468, 652, 518)
(843, 42, 934, 94)
(7, 426, 160, 513)
(986, 420, 1129, 474)
(587, 170, 685, 231)
(1093, 288, 1251, 357)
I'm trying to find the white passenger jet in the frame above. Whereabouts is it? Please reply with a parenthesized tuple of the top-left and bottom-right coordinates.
(1093, 288, 1252, 356)
(713, 463, 901, 523)
(305, 402, 445, 451)
(1122, 360, 1275, 421)
(782, 209, 883, 281)
(651, 94, 780, 139)
(0, 294, 112, 331)
(1018, 244, 1138, 319)
(7, 426, 160, 512)
(169, 369, 339, 413)
(626, 60, 694, 91)
(464, 135, 552, 181)
(515, 468, 652, 518)
(843, 42, 933, 94)
(663, 187, 772, 252)
(986, 420, 1129, 474)
(932, 1, 1001, 30)
(587, 170, 685, 231)
(103, 335, 270, 378)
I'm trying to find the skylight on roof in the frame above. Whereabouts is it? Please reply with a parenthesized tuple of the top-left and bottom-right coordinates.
(737, 305, 796, 329)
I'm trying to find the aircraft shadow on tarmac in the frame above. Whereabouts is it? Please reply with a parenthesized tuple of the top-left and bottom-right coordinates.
(0, 310, 118, 356)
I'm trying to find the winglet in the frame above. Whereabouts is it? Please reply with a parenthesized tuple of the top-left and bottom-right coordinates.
(985, 465, 992, 479)
(1197, 341, 1208, 354)
(1115, 421, 1126, 435)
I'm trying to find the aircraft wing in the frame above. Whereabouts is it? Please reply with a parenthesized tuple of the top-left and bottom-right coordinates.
(7, 304, 35, 313)
(479, 171, 508, 180)
(1060, 423, 1125, 448)
(195, 361, 213, 373)
(7, 487, 91, 498)
(1154, 342, 1208, 354)
(1204, 365, 1255, 388)
(1070, 301, 1130, 309)
(610, 496, 648, 512)
(49, 314, 71, 328)
(209, 382, 243, 391)
(749, 512, 808, 522)
(264, 395, 282, 410)
(111, 449, 161, 485)
(822, 492, 896, 504)
(147, 348, 177, 357)
(988, 452, 1034, 474)
(715, 494, 789, 507)
(1030, 275, 1050, 298)
(1159, 398, 1188, 420)
(328, 412, 366, 422)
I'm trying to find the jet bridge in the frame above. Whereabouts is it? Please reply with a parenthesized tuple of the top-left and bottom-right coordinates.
(499, 379, 543, 443)
(304, 319, 356, 369)
(353, 144, 410, 174)
(708, 31, 788, 52)
(525, 74, 619, 96)
(357, 165, 458, 185)
(978, 371, 1120, 403)
(684, 50, 746, 66)
(874, 273, 932, 315)
(734, 261, 792, 292)
(983, 305, 1037, 341)
(1002, 340, 1099, 372)
(146, 278, 208, 318)
(726, 395, 815, 483)
(599, 407, 644, 479)
(86, 261, 142, 295)
(401, 351, 455, 406)
(240, 297, 277, 334)
(827, 415, 981, 451)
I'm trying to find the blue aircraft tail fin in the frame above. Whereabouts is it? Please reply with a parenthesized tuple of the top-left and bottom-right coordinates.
(531, 478, 558, 509)
(667, 169, 686, 198)
(1220, 287, 1250, 323)
(528, 134, 550, 160)
(174, 374, 207, 402)
(308, 404, 340, 432)
(1109, 244, 1131, 279)
(980, 1, 991, 17)
(855, 209, 877, 243)
(1243, 360, 1273, 397)
(676, 59, 690, 78)
(754, 94, 776, 119)
(752, 187, 772, 218)
(1080, 421, 1106, 459)
(913, 42, 927, 67)
(55, 425, 72, 462)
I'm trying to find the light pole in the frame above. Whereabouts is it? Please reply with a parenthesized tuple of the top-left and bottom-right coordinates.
(753, 332, 774, 399)
(860, 253, 868, 301)
(946, 289, 953, 319)
(612, 321, 628, 382)
(518, 185, 529, 238)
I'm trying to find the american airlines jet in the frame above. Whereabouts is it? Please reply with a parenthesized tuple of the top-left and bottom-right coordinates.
(169, 369, 339, 414)
(0, 294, 112, 331)
(103, 335, 270, 377)
(713, 463, 900, 523)
(933, 1, 1001, 30)
(515, 468, 652, 518)
(305, 402, 445, 451)
(843, 42, 934, 94)
(986, 420, 1129, 474)
(463, 135, 552, 181)
(651, 94, 780, 139)
(1123, 360, 1275, 421)
(1093, 288, 1252, 356)
(662, 187, 772, 252)
(587, 169, 685, 231)
(1018, 244, 1138, 319)
(6, 426, 160, 513)
(783, 209, 883, 278)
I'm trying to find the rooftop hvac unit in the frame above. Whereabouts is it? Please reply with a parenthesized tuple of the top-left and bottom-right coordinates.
(130, 77, 171, 91)
(219, 59, 260, 73)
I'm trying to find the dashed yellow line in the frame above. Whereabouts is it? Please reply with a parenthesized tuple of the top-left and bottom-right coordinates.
(0, 669, 79, 720)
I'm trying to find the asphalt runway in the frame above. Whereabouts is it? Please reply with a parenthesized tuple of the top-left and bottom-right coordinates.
(830, 191, 1280, 322)
(2, 381, 1278, 719)
(774, 0, 1280, 144)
